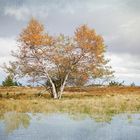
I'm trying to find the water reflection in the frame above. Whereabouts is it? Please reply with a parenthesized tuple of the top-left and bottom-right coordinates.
(3, 112, 31, 134)
(0, 112, 140, 140)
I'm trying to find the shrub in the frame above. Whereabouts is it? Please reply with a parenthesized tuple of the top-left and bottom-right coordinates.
(109, 81, 124, 87)
(130, 82, 135, 87)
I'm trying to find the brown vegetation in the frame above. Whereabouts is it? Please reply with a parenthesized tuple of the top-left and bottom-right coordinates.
(0, 86, 140, 99)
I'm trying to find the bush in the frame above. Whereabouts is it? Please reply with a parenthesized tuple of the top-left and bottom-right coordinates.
(130, 82, 135, 87)
(109, 81, 124, 87)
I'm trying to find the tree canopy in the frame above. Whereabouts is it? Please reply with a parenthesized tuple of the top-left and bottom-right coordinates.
(4, 18, 113, 99)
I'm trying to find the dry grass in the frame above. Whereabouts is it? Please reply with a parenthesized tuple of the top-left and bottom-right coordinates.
(0, 86, 140, 122)
(0, 86, 140, 99)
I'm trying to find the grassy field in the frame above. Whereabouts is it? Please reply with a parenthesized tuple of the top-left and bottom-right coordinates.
(0, 86, 140, 99)
(0, 86, 140, 122)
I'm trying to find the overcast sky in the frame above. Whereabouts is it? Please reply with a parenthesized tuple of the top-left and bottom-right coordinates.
(0, 0, 140, 85)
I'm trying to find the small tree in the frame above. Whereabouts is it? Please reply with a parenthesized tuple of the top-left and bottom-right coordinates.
(2, 75, 15, 87)
(4, 18, 113, 99)
(2, 75, 22, 87)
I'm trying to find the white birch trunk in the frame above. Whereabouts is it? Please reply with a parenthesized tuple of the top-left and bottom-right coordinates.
(58, 73, 69, 99)
(45, 71, 58, 99)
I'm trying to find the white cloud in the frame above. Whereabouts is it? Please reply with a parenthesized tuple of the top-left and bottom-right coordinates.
(0, 37, 17, 83)
(4, 6, 30, 21)
(4, 6, 49, 21)
(0, 37, 17, 66)
(2, 0, 122, 21)
(106, 52, 140, 85)
(0, 37, 17, 57)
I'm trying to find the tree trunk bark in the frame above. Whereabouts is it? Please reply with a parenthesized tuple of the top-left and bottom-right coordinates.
(45, 71, 58, 99)
(58, 73, 69, 99)
(50, 82, 58, 99)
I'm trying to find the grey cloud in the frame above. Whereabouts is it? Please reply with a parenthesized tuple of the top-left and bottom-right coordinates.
(0, 0, 140, 54)
(0, 14, 26, 37)
(123, 0, 140, 13)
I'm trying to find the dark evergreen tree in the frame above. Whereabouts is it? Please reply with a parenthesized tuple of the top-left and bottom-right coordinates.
(2, 76, 22, 87)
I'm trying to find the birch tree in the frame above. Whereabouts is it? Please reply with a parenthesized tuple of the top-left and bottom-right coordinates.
(4, 18, 113, 99)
